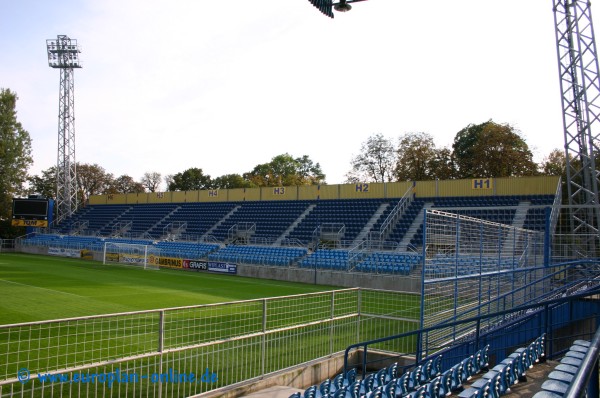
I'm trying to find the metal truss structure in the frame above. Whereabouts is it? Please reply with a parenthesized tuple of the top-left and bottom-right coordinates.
(46, 35, 81, 224)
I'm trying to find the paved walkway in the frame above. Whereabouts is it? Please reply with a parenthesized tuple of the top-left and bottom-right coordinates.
(240, 386, 302, 398)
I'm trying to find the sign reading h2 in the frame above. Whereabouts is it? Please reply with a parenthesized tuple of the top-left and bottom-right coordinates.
(355, 183, 369, 192)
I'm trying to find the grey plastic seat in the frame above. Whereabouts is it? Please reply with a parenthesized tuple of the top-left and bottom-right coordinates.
(547, 370, 574, 384)
(554, 363, 578, 375)
(568, 344, 589, 354)
(565, 350, 585, 360)
(532, 391, 563, 398)
(573, 339, 591, 348)
(560, 356, 582, 367)
(541, 379, 569, 395)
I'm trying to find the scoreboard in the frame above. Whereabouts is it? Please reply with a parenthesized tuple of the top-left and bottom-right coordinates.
(11, 197, 53, 227)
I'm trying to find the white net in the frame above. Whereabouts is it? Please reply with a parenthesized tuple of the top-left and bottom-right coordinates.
(102, 242, 160, 270)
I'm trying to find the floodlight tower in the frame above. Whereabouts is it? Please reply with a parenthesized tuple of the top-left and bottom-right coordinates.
(553, 1, 600, 250)
(46, 35, 81, 225)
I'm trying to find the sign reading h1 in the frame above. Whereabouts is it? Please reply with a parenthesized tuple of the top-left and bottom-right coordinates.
(471, 178, 492, 190)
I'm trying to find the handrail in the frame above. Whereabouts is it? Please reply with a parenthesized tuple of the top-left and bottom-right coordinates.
(379, 185, 414, 239)
(343, 287, 600, 378)
(564, 324, 600, 398)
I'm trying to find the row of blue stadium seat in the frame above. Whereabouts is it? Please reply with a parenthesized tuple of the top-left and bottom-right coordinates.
(290, 335, 545, 398)
(208, 245, 308, 267)
(50, 195, 555, 255)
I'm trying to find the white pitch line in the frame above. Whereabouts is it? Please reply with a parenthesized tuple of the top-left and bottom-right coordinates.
(0, 279, 84, 297)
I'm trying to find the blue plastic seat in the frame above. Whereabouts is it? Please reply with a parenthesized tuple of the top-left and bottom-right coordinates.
(358, 373, 375, 395)
(460, 355, 475, 381)
(431, 355, 443, 378)
(405, 384, 427, 398)
(449, 364, 464, 391)
(394, 372, 410, 396)
(385, 362, 398, 382)
(438, 368, 453, 396)
(332, 386, 350, 398)
(383, 379, 396, 398)
(319, 379, 331, 396)
(424, 376, 441, 398)
(363, 385, 383, 398)
(343, 368, 357, 386)
(407, 365, 423, 390)
(470, 346, 487, 374)
(419, 358, 434, 383)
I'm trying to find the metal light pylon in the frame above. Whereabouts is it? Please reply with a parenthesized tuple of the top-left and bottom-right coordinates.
(46, 35, 81, 225)
(553, 1, 600, 250)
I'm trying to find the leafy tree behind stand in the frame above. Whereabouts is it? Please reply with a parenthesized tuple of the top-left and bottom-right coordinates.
(167, 168, 212, 191)
(452, 120, 538, 178)
(347, 134, 395, 183)
(243, 153, 325, 187)
(0, 88, 33, 238)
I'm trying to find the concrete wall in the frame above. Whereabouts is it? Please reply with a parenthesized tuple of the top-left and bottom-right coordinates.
(200, 349, 413, 398)
(236, 264, 422, 293)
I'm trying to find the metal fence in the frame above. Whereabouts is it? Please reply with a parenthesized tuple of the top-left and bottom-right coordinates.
(420, 209, 547, 354)
(0, 288, 419, 397)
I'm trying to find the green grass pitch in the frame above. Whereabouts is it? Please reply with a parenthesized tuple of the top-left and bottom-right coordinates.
(0, 253, 421, 394)
(0, 253, 335, 325)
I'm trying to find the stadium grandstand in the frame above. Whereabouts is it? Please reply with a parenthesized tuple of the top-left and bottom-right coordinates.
(17, 177, 558, 289)
(4, 175, 600, 397)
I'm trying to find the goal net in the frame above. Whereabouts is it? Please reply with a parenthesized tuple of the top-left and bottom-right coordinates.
(102, 242, 160, 270)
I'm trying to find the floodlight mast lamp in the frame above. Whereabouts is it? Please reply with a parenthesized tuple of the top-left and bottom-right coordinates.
(308, 0, 368, 18)
(46, 35, 81, 225)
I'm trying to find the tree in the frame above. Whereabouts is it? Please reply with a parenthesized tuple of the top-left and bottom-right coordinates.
(167, 168, 212, 191)
(295, 155, 326, 185)
(110, 175, 145, 194)
(244, 163, 276, 187)
(452, 120, 538, 178)
(0, 88, 33, 225)
(540, 148, 566, 176)
(212, 174, 254, 189)
(429, 147, 457, 180)
(77, 163, 113, 204)
(394, 132, 438, 181)
(142, 171, 162, 192)
(347, 134, 395, 183)
(244, 153, 325, 187)
(27, 166, 57, 199)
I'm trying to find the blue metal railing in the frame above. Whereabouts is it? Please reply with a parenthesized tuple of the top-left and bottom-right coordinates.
(343, 288, 600, 382)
